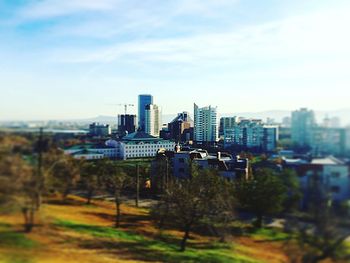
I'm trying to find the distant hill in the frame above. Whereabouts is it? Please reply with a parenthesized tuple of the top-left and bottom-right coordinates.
(2, 109, 350, 127)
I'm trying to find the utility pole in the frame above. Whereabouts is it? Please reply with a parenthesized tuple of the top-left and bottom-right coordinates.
(135, 163, 140, 207)
(36, 127, 44, 209)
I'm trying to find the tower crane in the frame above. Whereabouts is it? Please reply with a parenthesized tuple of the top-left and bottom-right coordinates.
(118, 104, 134, 115)
(106, 103, 135, 115)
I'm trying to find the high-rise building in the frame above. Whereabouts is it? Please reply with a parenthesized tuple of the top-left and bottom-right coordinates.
(138, 94, 153, 131)
(194, 103, 218, 143)
(118, 114, 136, 137)
(219, 117, 237, 138)
(223, 119, 278, 151)
(145, 104, 162, 137)
(291, 108, 316, 147)
(168, 111, 194, 142)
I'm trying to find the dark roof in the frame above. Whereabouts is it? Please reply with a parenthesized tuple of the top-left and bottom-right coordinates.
(122, 131, 159, 141)
(170, 112, 193, 124)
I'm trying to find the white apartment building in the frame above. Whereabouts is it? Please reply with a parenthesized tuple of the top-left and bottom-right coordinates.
(145, 104, 162, 137)
(194, 103, 218, 143)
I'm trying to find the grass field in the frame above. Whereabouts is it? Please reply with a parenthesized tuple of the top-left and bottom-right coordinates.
(0, 196, 291, 263)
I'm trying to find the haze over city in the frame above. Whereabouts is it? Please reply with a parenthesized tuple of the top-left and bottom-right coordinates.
(1, 0, 350, 120)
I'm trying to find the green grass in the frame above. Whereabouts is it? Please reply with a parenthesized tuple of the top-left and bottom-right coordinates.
(0, 223, 36, 263)
(55, 220, 262, 263)
(0, 223, 37, 249)
(250, 228, 290, 242)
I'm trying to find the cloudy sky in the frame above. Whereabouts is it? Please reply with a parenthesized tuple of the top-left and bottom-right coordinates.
(0, 0, 349, 120)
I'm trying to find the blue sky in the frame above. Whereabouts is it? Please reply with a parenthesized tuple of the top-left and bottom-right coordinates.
(0, 0, 349, 120)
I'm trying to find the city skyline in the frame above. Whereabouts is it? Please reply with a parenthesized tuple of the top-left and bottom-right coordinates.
(1, 0, 350, 120)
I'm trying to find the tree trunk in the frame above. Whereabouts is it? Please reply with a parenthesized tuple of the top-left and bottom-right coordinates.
(115, 191, 121, 228)
(255, 213, 263, 228)
(180, 223, 191, 252)
(135, 164, 139, 207)
(86, 188, 93, 205)
(22, 207, 34, 232)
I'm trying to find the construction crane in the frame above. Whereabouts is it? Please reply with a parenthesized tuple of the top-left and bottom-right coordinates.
(107, 103, 134, 115)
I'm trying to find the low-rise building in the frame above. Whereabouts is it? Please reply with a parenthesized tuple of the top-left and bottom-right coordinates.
(89, 122, 111, 137)
(118, 131, 175, 160)
(283, 156, 350, 206)
(173, 149, 249, 179)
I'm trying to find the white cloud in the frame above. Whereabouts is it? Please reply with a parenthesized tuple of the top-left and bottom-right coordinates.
(17, 0, 120, 20)
(50, 5, 350, 68)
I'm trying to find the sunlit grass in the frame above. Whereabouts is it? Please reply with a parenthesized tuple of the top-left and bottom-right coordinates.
(55, 219, 261, 263)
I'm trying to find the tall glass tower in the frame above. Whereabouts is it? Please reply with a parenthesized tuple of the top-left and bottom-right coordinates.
(138, 94, 153, 131)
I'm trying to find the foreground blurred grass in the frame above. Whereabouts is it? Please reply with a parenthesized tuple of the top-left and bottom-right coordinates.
(55, 219, 259, 263)
(0, 196, 289, 263)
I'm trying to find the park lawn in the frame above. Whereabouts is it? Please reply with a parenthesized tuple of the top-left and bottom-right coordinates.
(0, 196, 289, 263)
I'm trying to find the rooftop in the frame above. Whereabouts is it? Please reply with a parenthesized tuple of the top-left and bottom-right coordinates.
(122, 131, 160, 141)
(311, 156, 345, 165)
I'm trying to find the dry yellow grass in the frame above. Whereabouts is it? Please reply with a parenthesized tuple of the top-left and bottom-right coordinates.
(0, 196, 291, 263)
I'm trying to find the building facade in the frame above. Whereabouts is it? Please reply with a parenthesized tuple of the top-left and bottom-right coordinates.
(168, 111, 193, 143)
(88, 122, 111, 137)
(138, 94, 153, 132)
(194, 103, 218, 143)
(118, 114, 136, 137)
(145, 104, 162, 137)
(223, 119, 278, 152)
(291, 108, 316, 148)
(219, 117, 237, 138)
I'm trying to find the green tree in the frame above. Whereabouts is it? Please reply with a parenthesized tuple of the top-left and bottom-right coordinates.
(234, 168, 287, 228)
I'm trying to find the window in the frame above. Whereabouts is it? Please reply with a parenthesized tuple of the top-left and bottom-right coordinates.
(331, 172, 340, 178)
(331, 186, 340, 193)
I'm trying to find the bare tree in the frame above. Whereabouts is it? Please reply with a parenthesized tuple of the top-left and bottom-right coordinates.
(153, 168, 234, 251)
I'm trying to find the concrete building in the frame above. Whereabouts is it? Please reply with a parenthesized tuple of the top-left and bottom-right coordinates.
(88, 122, 111, 137)
(145, 104, 162, 137)
(311, 127, 346, 156)
(219, 117, 237, 138)
(194, 103, 218, 144)
(118, 131, 175, 160)
(64, 143, 119, 160)
(223, 119, 278, 152)
(284, 156, 350, 205)
(168, 112, 193, 143)
(138, 94, 153, 132)
(173, 149, 249, 179)
(118, 114, 136, 137)
(291, 108, 316, 148)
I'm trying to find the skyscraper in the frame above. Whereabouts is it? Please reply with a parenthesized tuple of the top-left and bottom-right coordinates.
(118, 114, 136, 136)
(145, 104, 162, 137)
(194, 103, 218, 143)
(138, 94, 153, 131)
(291, 108, 316, 147)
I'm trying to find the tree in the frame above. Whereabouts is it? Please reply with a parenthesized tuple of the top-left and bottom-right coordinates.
(0, 154, 36, 232)
(80, 161, 102, 204)
(101, 161, 130, 228)
(49, 154, 81, 200)
(279, 169, 302, 213)
(234, 168, 287, 228)
(285, 179, 350, 263)
(152, 168, 234, 251)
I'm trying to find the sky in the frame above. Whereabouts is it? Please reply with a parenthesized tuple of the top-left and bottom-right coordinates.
(0, 0, 350, 120)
